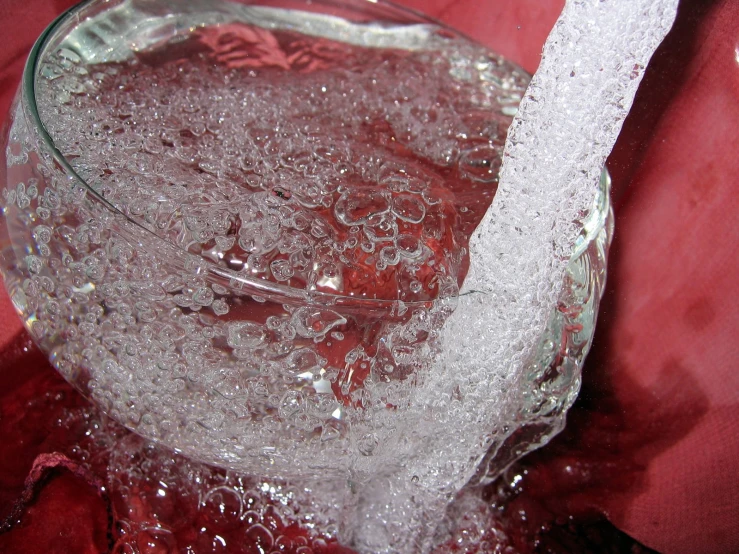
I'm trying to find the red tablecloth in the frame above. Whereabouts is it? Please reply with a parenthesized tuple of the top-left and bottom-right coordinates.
(1, 1, 737, 553)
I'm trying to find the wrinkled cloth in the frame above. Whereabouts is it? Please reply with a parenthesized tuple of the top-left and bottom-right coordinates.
(0, 0, 737, 553)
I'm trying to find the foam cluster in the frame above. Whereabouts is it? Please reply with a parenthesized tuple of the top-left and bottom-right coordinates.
(350, 0, 678, 551)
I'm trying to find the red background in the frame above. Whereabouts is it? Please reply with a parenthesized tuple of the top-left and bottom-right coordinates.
(0, 0, 737, 552)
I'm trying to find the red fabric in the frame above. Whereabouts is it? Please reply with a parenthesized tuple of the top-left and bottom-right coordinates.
(0, 453, 110, 554)
(1, 0, 737, 553)
(596, 1, 739, 551)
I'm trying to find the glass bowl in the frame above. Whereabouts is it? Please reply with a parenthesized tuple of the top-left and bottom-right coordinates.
(0, 0, 610, 549)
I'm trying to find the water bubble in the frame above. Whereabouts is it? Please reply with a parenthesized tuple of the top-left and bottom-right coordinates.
(246, 253, 270, 273)
(32, 225, 52, 244)
(192, 286, 215, 306)
(334, 188, 390, 226)
(396, 234, 423, 259)
(364, 215, 398, 242)
(270, 259, 294, 281)
(25, 255, 44, 274)
(379, 246, 400, 266)
(291, 307, 346, 339)
(200, 485, 244, 525)
(278, 391, 303, 420)
(227, 322, 266, 349)
(211, 298, 229, 316)
(358, 433, 379, 456)
(392, 194, 426, 224)
(284, 348, 323, 374)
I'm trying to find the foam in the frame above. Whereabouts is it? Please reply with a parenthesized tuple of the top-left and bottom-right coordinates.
(351, 1, 678, 551)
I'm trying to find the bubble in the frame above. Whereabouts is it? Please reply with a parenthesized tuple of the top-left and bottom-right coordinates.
(334, 188, 390, 226)
(363, 214, 398, 243)
(192, 286, 215, 306)
(379, 246, 400, 266)
(227, 322, 266, 349)
(32, 225, 53, 244)
(211, 298, 229, 316)
(291, 307, 346, 339)
(392, 194, 426, 224)
(278, 391, 303, 420)
(200, 485, 244, 524)
(358, 433, 379, 456)
(396, 234, 423, 259)
(270, 259, 294, 281)
(25, 255, 44, 274)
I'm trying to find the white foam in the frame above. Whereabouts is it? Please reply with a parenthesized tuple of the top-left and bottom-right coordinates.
(351, 1, 678, 551)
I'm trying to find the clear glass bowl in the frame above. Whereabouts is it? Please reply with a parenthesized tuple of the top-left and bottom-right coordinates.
(0, 0, 610, 549)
